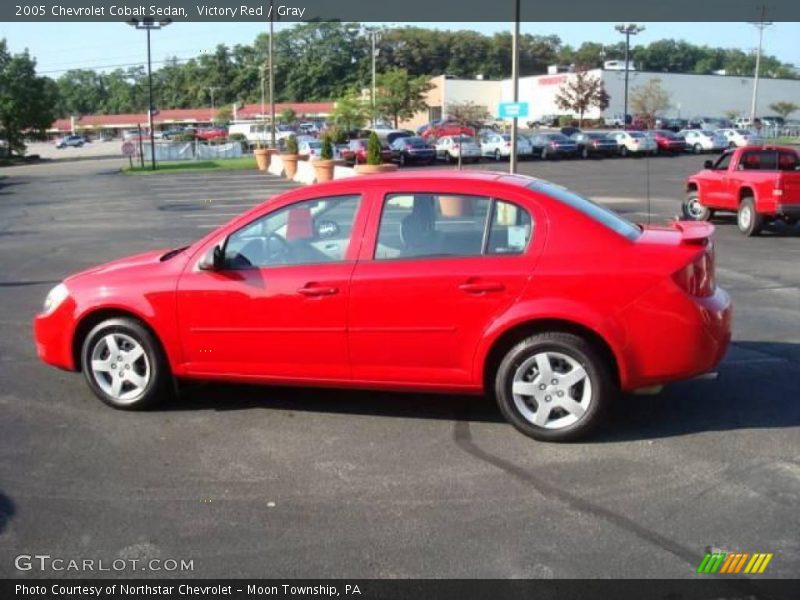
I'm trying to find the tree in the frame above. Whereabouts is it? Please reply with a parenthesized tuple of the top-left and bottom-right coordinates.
(630, 78, 671, 128)
(768, 101, 798, 119)
(445, 101, 491, 128)
(554, 68, 610, 127)
(330, 91, 368, 134)
(213, 106, 233, 126)
(0, 40, 57, 154)
(279, 107, 297, 125)
(366, 131, 382, 165)
(375, 68, 432, 128)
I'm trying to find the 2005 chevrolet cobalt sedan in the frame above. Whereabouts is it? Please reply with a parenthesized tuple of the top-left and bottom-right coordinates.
(34, 171, 732, 441)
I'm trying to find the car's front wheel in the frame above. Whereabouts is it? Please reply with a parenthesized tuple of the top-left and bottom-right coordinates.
(693, 143, 703, 154)
(494, 332, 612, 442)
(81, 317, 172, 410)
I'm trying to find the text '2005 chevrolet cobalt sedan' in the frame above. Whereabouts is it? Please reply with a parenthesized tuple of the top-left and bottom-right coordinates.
(34, 171, 732, 441)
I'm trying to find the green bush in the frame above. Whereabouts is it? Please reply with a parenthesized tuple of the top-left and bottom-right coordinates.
(228, 133, 246, 142)
(285, 134, 298, 155)
(366, 131, 382, 165)
(320, 134, 334, 160)
(558, 115, 575, 127)
(175, 132, 197, 142)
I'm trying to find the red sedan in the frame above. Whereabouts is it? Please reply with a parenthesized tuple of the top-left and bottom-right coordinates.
(340, 138, 392, 165)
(650, 129, 687, 154)
(195, 127, 228, 141)
(33, 171, 731, 441)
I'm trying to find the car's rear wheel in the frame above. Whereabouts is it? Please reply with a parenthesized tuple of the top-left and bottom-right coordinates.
(581, 147, 589, 159)
(619, 146, 628, 157)
(693, 143, 703, 154)
(494, 149, 502, 161)
(81, 317, 172, 410)
(737, 196, 763, 237)
(399, 153, 407, 167)
(682, 191, 713, 221)
(494, 332, 612, 442)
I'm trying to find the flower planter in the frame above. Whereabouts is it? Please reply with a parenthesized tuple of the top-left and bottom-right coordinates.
(281, 154, 300, 179)
(354, 163, 399, 175)
(254, 147, 273, 171)
(439, 195, 473, 217)
(313, 159, 339, 183)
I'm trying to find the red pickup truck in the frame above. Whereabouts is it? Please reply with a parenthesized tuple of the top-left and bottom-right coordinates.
(683, 145, 800, 236)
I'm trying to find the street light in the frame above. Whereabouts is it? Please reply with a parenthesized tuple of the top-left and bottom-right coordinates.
(614, 23, 644, 131)
(509, 0, 520, 174)
(748, 5, 773, 126)
(349, 26, 381, 128)
(127, 17, 171, 171)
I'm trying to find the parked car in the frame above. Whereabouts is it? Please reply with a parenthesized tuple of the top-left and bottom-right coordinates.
(340, 138, 392, 165)
(571, 132, 619, 159)
(683, 146, 800, 235)
(603, 114, 628, 128)
(528, 133, 579, 159)
(297, 140, 330, 161)
(160, 128, 186, 140)
(647, 129, 687, 154)
(55, 135, 85, 149)
(677, 130, 726, 154)
(389, 136, 436, 166)
(196, 127, 228, 141)
(560, 126, 582, 138)
(605, 131, 657, 157)
(480, 133, 533, 161)
(33, 171, 732, 442)
(434, 135, 482, 163)
(421, 121, 475, 140)
(715, 128, 762, 148)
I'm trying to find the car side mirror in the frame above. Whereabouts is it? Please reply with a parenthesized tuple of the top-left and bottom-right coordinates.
(703, 160, 714, 170)
(199, 243, 226, 271)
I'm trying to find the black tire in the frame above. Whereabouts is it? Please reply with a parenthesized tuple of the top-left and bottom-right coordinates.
(80, 317, 172, 410)
(620, 146, 628, 157)
(493, 332, 613, 442)
(682, 191, 713, 221)
(541, 147, 549, 160)
(737, 196, 763, 237)
(581, 147, 589, 159)
(494, 149, 502, 162)
(693, 143, 703, 154)
(399, 153, 406, 167)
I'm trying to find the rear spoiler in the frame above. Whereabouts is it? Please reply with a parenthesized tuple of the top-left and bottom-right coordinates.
(671, 220, 715, 244)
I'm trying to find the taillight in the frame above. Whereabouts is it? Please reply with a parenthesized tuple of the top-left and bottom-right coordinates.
(774, 178, 784, 197)
(673, 243, 715, 297)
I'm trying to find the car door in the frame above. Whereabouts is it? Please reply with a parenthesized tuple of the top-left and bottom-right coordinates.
(176, 193, 368, 381)
(348, 187, 540, 387)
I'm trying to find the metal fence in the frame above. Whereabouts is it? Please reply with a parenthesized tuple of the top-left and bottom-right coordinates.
(140, 140, 244, 162)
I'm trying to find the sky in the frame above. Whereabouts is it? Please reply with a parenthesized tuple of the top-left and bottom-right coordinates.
(2, 21, 799, 77)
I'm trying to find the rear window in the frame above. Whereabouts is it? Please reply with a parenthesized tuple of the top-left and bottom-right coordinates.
(528, 181, 641, 241)
(739, 150, 799, 171)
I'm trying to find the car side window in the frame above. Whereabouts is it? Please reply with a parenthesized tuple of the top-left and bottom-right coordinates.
(374, 194, 532, 260)
(224, 195, 361, 269)
(714, 153, 732, 170)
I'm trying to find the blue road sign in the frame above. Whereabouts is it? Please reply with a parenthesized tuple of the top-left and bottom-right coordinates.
(498, 102, 529, 119)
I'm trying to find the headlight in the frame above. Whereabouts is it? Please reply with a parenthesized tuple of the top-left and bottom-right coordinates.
(43, 283, 69, 315)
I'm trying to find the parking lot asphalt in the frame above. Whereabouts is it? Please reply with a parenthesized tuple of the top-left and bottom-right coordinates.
(0, 155, 798, 579)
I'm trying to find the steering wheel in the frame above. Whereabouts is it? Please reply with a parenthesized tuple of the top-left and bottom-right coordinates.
(264, 232, 292, 264)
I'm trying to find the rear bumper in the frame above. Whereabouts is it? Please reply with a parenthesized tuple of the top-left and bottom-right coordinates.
(618, 284, 732, 390)
(777, 204, 800, 218)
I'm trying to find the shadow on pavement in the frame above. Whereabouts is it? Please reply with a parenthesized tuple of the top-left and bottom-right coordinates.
(0, 492, 15, 534)
(165, 341, 800, 442)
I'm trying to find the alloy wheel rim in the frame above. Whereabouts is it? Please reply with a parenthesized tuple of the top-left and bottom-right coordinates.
(90, 332, 150, 403)
(688, 198, 705, 219)
(511, 351, 592, 430)
(739, 205, 752, 229)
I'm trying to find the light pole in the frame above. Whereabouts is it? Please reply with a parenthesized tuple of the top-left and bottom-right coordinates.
(268, 0, 276, 147)
(749, 5, 772, 126)
(349, 26, 381, 128)
(127, 17, 171, 171)
(260, 64, 267, 145)
(208, 86, 218, 114)
(614, 23, 644, 131)
(509, 0, 520, 174)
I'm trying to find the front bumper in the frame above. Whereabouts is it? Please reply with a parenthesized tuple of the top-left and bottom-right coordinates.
(33, 297, 78, 371)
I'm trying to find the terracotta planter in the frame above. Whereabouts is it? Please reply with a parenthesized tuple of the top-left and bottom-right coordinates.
(354, 163, 399, 176)
(254, 147, 270, 171)
(282, 154, 300, 179)
(439, 195, 473, 217)
(313, 159, 337, 183)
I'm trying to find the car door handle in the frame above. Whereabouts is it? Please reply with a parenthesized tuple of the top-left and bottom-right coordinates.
(458, 281, 505, 294)
(298, 285, 338, 297)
